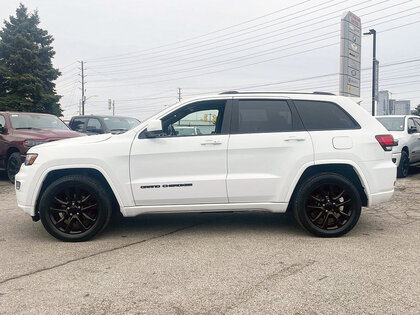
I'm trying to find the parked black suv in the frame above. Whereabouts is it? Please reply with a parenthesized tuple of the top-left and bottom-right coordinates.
(69, 115, 140, 135)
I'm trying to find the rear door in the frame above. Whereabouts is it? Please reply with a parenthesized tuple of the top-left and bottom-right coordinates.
(226, 98, 313, 203)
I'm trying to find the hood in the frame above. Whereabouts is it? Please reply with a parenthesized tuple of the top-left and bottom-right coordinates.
(33, 133, 112, 149)
(14, 128, 83, 140)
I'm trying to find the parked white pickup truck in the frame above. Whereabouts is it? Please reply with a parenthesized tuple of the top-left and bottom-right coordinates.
(376, 115, 420, 178)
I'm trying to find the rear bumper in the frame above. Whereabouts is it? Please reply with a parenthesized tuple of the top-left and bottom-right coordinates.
(360, 159, 396, 207)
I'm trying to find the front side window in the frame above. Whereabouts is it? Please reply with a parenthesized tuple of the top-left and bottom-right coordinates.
(161, 100, 226, 137)
(87, 118, 102, 133)
(9, 113, 69, 130)
(414, 118, 420, 130)
(294, 100, 359, 130)
(70, 118, 87, 132)
(0, 115, 5, 128)
(408, 118, 417, 132)
(231, 99, 293, 134)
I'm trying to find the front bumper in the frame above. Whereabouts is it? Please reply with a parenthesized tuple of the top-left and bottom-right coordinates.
(392, 152, 401, 167)
(15, 164, 38, 217)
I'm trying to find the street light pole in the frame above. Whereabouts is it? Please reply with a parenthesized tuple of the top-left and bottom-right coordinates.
(364, 29, 377, 116)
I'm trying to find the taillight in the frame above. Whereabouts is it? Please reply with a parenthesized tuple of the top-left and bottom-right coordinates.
(375, 135, 395, 151)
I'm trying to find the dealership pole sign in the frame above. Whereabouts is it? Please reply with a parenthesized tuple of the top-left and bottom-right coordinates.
(339, 11, 361, 97)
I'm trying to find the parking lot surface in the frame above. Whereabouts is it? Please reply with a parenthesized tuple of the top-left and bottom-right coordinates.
(0, 170, 419, 314)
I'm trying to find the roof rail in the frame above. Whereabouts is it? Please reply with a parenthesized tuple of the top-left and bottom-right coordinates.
(219, 91, 335, 96)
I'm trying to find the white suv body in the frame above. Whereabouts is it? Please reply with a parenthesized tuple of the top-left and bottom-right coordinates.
(376, 115, 420, 177)
(15, 92, 396, 241)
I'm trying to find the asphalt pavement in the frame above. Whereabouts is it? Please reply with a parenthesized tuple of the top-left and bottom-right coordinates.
(0, 169, 419, 314)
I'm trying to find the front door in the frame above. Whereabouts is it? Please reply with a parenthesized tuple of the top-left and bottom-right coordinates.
(227, 98, 313, 203)
(130, 99, 231, 206)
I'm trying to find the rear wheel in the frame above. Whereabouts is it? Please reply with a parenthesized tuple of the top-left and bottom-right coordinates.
(397, 151, 410, 178)
(293, 173, 361, 237)
(6, 152, 21, 183)
(39, 175, 112, 242)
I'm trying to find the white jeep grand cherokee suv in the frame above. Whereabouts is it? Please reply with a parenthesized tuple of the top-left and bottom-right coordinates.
(376, 115, 420, 178)
(15, 92, 396, 241)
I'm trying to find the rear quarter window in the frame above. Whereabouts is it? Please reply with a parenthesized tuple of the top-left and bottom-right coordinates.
(293, 100, 360, 130)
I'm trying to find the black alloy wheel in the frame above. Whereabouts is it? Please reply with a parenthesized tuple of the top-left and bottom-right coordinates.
(397, 151, 410, 178)
(7, 152, 21, 183)
(293, 173, 361, 237)
(39, 175, 112, 242)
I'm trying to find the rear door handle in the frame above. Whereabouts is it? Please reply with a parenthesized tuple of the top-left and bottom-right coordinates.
(284, 137, 306, 142)
(201, 140, 222, 145)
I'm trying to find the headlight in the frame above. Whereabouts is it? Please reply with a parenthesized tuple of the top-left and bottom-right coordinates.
(24, 153, 38, 166)
(23, 139, 46, 148)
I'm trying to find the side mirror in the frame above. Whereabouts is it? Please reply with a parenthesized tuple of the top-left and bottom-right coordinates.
(408, 126, 417, 134)
(144, 119, 163, 138)
(0, 125, 6, 134)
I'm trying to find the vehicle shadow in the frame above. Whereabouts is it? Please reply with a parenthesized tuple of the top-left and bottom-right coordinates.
(104, 211, 307, 238)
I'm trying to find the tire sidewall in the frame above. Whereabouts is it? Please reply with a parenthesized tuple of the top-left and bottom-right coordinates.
(397, 151, 409, 178)
(39, 175, 112, 242)
(294, 173, 361, 237)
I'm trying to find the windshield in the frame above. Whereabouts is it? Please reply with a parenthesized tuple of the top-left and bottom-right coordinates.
(9, 113, 69, 130)
(103, 117, 140, 132)
(376, 117, 405, 131)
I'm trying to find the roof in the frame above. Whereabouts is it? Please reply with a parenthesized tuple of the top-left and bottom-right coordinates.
(71, 115, 139, 120)
(219, 90, 335, 96)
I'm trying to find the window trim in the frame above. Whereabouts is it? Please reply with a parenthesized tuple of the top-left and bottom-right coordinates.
(139, 99, 232, 139)
(291, 99, 361, 131)
(229, 98, 304, 134)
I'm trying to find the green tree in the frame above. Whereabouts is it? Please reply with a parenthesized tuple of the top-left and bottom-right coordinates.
(0, 3, 62, 115)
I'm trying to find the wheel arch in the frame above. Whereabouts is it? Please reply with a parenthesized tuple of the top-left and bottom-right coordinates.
(287, 163, 368, 210)
(401, 146, 409, 157)
(6, 147, 20, 160)
(34, 168, 122, 221)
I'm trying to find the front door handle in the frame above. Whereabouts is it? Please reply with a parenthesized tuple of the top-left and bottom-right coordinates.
(284, 137, 306, 142)
(201, 140, 222, 145)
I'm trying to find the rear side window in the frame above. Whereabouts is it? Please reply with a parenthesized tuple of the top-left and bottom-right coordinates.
(294, 100, 360, 130)
(70, 118, 87, 132)
(232, 100, 294, 134)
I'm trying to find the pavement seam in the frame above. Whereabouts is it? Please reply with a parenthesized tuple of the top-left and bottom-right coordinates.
(0, 221, 204, 286)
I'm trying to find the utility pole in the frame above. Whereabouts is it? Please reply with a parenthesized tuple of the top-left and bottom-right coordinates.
(364, 29, 377, 116)
(177, 88, 182, 102)
(78, 61, 87, 115)
(112, 100, 115, 116)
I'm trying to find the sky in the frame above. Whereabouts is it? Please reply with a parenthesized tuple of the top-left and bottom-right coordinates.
(1, 0, 420, 120)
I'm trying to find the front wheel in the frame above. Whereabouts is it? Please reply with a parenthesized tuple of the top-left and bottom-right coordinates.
(293, 173, 361, 237)
(397, 151, 410, 178)
(7, 152, 22, 183)
(39, 175, 112, 242)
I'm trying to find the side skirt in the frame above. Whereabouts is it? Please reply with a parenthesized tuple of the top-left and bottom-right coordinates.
(122, 202, 288, 217)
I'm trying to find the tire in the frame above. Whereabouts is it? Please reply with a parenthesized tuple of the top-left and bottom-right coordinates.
(397, 151, 410, 178)
(293, 172, 362, 237)
(39, 175, 113, 242)
(6, 152, 22, 183)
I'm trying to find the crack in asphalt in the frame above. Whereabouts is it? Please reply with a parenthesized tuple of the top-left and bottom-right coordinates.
(0, 221, 204, 286)
(216, 259, 316, 314)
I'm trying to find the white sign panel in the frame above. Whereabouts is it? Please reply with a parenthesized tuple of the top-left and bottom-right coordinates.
(339, 11, 361, 97)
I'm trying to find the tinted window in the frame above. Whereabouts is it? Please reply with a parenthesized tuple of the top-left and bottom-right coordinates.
(294, 100, 359, 130)
(87, 118, 102, 133)
(103, 117, 139, 132)
(233, 100, 293, 133)
(161, 100, 226, 137)
(70, 118, 87, 132)
(0, 115, 5, 128)
(376, 117, 405, 131)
